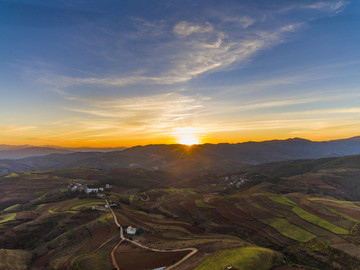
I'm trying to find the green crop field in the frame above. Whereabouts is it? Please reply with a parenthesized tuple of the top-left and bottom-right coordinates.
(163, 188, 197, 195)
(307, 198, 360, 208)
(187, 188, 197, 194)
(292, 206, 349, 234)
(0, 213, 17, 224)
(36, 204, 47, 210)
(4, 173, 19, 178)
(49, 199, 104, 214)
(97, 213, 113, 225)
(261, 218, 316, 242)
(269, 196, 296, 206)
(71, 201, 104, 210)
(326, 207, 360, 223)
(3, 204, 20, 212)
(193, 246, 279, 270)
(195, 199, 214, 208)
(0, 213, 17, 229)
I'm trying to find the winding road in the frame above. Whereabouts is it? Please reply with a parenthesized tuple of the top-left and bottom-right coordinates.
(105, 199, 198, 270)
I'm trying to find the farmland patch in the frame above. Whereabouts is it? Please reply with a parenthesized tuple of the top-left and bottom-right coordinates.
(193, 246, 280, 270)
(260, 218, 316, 242)
(292, 206, 349, 234)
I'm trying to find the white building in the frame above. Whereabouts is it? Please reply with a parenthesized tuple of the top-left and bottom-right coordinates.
(126, 226, 137, 235)
(86, 188, 99, 194)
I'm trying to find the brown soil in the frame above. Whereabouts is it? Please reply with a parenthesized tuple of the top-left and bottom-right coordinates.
(329, 205, 360, 220)
(286, 213, 335, 238)
(115, 242, 189, 270)
(182, 200, 197, 210)
(31, 250, 55, 269)
(274, 266, 308, 270)
(213, 200, 292, 245)
(78, 224, 118, 253)
(16, 211, 38, 220)
(308, 178, 337, 190)
(238, 197, 273, 219)
(299, 203, 340, 222)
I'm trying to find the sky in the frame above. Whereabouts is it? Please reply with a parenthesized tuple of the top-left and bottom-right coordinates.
(0, 0, 360, 147)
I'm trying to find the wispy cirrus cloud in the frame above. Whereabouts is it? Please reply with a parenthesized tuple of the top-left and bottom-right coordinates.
(0, 125, 37, 132)
(64, 92, 207, 134)
(7, 0, 355, 146)
(37, 20, 302, 89)
(173, 21, 214, 36)
(31, 1, 325, 91)
(301, 0, 348, 14)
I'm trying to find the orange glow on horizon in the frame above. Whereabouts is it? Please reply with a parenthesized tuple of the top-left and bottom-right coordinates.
(174, 127, 202, 146)
(1, 125, 360, 148)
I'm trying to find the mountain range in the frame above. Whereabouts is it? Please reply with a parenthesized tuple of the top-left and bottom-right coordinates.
(0, 145, 126, 159)
(1, 137, 360, 176)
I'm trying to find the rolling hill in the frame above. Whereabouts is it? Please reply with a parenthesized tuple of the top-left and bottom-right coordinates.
(1, 154, 360, 269)
(0, 145, 126, 160)
(1, 137, 360, 176)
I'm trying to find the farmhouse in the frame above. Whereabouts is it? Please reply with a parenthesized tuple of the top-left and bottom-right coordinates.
(86, 188, 98, 194)
(105, 184, 112, 189)
(126, 226, 137, 235)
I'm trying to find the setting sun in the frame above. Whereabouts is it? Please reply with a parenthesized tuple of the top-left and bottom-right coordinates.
(178, 134, 200, 145)
(175, 127, 201, 145)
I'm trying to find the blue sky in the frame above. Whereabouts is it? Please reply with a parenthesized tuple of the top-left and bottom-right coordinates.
(0, 0, 359, 146)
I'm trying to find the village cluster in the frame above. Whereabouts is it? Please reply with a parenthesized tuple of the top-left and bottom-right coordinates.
(68, 182, 139, 235)
(218, 174, 250, 189)
(67, 182, 112, 194)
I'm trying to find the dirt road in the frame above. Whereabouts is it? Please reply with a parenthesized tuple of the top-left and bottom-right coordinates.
(105, 199, 198, 270)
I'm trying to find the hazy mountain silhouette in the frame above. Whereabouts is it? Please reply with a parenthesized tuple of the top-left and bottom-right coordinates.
(0, 145, 126, 159)
(1, 137, 360, 176)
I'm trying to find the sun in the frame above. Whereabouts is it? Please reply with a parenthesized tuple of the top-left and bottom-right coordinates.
(178, 134, 200, 146)
(174, 127, 201, 146)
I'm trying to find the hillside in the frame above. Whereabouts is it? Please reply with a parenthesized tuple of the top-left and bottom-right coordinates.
(1, 155, 360, 269)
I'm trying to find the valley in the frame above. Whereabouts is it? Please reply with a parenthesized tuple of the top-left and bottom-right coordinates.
(1, 154, 360, 269)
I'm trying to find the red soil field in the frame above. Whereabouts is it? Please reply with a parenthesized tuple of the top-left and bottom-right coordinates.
(329, 205, 360, 220)
(255, 197, 292, 217)
(16, 211, 38, 220)
(181, 200, 197, 210)
(148, 219, 202, 234)
(246, 219, 294, 246)
(213, 200, 292, 245)
(286, 213, 335, 238)
(237, 197, 273, 219)
(274, 266, 307, 270)
(118, 206, 202, 235)
(78, 224, 118, 253)
(308, 178, 337, 190)
(31, 250, 55, 269)
(115, 242, 189, 270)
(299, 203, 341, 222)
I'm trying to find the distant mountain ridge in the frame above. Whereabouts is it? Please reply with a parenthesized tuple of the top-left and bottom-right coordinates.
(1, 136, 360, 175)
(0, 145, 126, 159)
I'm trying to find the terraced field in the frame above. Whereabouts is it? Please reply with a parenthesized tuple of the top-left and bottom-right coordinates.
(0, 213, 17, 228)
(48, 199, 105, 214)
(193, 246, 281, 270)
(2, 164, 360, 270)
(260, 218, 316, 242)
(291, 206, 349, 234)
